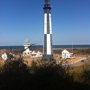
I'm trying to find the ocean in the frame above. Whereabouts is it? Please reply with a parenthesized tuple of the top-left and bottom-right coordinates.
(0, 45, 90, 50)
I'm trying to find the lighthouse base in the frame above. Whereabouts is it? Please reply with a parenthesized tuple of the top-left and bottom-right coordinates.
(42, 55, 55, 62)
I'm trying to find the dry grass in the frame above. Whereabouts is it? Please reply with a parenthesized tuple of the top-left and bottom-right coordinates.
(53, 54, 86, 64)
(0, 60, 5, 69)
(0, 49, 87, 67)
(0, 54, 85, 66)
(0, 54, 85, 67)
(67, 57, 85, 63)
(23, 56, 42, 67)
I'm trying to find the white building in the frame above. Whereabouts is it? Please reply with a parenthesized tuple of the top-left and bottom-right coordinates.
(23, 49, 32, 56)
(62, 49, 75, 59)
(22, 40, 42, 58)
(23, 40, 31, 56)
(1, 53, 8, 60)
(30, 50, 42, 58)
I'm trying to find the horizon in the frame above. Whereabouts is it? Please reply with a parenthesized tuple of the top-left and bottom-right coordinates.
(0, 44, 90, 47)
(0, 0, 90, 46)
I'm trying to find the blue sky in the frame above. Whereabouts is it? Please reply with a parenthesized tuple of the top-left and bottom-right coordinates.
(0, 0, 90, 46)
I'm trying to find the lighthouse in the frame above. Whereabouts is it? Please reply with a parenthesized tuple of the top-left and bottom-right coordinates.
(43, 0, 54, 61)
(23, 40, 30, 50)
(23, 40, 31, 56)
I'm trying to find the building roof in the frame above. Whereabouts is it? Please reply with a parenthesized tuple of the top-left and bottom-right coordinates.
(66, 49, 73, 53)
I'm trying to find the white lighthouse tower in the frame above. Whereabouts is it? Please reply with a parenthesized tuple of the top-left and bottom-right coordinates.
(24, 40, 30, 50)
(23, 40, 31, 56)
(43, 0, 54, 61)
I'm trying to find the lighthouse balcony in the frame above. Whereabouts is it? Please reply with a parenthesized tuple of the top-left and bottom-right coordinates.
(24, 44, 30, 46)
(24, 43, 30, 45)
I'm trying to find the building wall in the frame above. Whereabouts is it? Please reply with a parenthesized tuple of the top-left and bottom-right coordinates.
(62, 49, 71, 59)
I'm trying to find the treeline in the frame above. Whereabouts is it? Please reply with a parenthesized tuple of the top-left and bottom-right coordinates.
(53, 49, 90, 55)
(74, 49, 90, 55)
(0, 59, 90, 90)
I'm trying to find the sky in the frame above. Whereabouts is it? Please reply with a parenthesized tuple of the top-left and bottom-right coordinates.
(0, 0, 90, 46)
